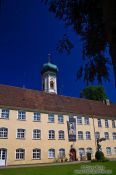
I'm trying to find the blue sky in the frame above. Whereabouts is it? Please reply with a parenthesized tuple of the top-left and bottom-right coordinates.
(0, 0, 116, 103)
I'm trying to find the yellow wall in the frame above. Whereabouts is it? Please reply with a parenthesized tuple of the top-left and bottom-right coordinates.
(0, 109, 116, 165)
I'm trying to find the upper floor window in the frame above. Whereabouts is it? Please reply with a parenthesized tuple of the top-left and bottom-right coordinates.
(77, 116, 82, 125)
(33, 112, 41, 122)
(112, 132, 116, 140)
(33, 129, 41, 139)
(48, 114, 54, 123)
(48, 149, 55, 158)
(86, 131, 91, 140)
(0, 109, 9, 119)
(105, 119, 109, 128)
(33, 149, 41, 159)
(95, 132, 100, 140)
(84, 117, 90, 125)
(106, 147, 111, 156)
(16, 149, 25, 160)
(0, 127, 8, 138)
(48, 130, 55, 140)
(98, 119, 102, 127)
(18, 111, 26, 120)
(58, 115, 64, 123)
(104, 132, 109, 140)
(58, 130, 65, 140)
(78, 131, 83, 140)
(112, 120, 116, 128)
(17, 129, 25, 139)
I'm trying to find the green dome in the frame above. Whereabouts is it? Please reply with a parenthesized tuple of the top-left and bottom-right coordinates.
(41, 62, 58, 74)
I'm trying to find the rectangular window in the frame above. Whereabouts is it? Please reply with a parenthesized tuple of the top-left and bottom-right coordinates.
(48, 114, 54, 123)
(106, 147, 111, 156)
(33, 112, 41, 121)
(16, 149, 25, 160)
(104, 132, 109, 140)
(18, 111, 26, 120)
(112, 120, 116, 128)
(112, 132, 116, 140)
(84, 117, 90, 125)
(33, 129, 41, 139)
(98, 119, 102, 127)
(0, 128, 8, 138)
(17, 129, 25, 139)
(33, 149, 41, 159)
(58, 115, 64, 123)
(0, 109, 9, 119)
(77, 116, 82, 125)
(105, 119, 109, 128)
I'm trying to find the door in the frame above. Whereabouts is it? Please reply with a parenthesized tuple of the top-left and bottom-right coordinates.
(0, 149, 7, 166)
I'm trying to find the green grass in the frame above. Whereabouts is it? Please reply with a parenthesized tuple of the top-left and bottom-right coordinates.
(0, 161, 116, 175)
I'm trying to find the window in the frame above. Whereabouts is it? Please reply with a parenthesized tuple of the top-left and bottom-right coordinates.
(112, 132, 116, 140)
(58, 130, 64, 140)
(33, 149, 41, 159)
(33, 129, 41, 139)
(106, 147, 111, 156)
(98, 119, 102, 127)
(1, 109, 9, 119)
(48, 149, 55, 158)
(18, 111, 26, 120)
(50, 81, 54, 89)
(78, 131, 83, 140)
(48, 130, 55, 139)
(77, 116, 82, 124)
(86, 148, 93, 155)
(78, 148, 85, 156)
(105, 119, 109, 128)
(59, 148, 65, 158)
(48, 114, 54, 123)
(84, 117, 90, 125)
(17, 129, 25, 139)
(58, 115, 64, 123)
(112, 120, 116, 128)
(86, 131, 91, 140)
(114, 147, 116, 155)
(33, 112, 41, 121)
(104, 132, 109, 140)
(16, 149, 25, 160)
(0, 128, 8, 138)
(95, 132, 100, 140)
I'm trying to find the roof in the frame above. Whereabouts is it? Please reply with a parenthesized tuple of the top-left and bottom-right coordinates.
(41, 62, 58, 74)
(0, 84, 116, 118)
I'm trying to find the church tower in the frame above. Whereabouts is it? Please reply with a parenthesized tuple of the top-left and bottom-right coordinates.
(41, 54, 58, 94)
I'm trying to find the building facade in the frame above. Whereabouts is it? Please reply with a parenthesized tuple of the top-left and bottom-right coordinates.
(0, 61, 116, 166)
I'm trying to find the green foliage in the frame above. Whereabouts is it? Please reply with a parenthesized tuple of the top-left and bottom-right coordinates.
(95, 151, 105, 161)
(80, 86, 107, 101)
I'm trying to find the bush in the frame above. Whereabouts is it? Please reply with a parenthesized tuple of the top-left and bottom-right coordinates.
(95, 151, 105, 161)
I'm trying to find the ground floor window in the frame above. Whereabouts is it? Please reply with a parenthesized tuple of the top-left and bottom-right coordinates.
(48, 149, 55, 158)
(59, 148, 65, 158)
(106, 147, 111, 156)
(16, 149, 25, 160)
(33, 149, 41, 159)
(78, 148, 85, 156)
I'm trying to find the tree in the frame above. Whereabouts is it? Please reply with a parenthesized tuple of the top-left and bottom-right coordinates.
(80, 86, 107, 101)
(42, 0, 116, 86)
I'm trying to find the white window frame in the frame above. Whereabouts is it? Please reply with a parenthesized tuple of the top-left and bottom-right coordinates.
(17, 129, 25, 139)
(112, 132, 116, 140)
(33, 129, 41, 140)
(112, 120, 116, 128)
(58, 130, 65, 140)
(105, 119, 109, 128)
(48, 130, 55, 140)
(95, 132, 100, 140)
(78, 148, 85, 156)
(16, 149, 25, 160)
(59, 148, 65, 158)
(48, 114, 54, 123)
(114, 147, 116, 155)
(48, 149, 55, 158)
(33, 112, 41, 122)
(98, 118, 102, 127)
(77, 116, 82, 125)
(86, 131, 91, 140)
(0, 127, 8, 138)
(78, 131, 83, 140)
(0, 109, 9, 119)
(106, 147, 111, 156)
(18, 111, 26, 120)
(58, 115, 64, 123)
(104, 132, 109, 140)
(32, 148, 41, 159)
(84, 117, 90, 125)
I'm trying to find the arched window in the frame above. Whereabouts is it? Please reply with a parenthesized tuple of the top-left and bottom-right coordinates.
(58, 130, 64, 140)
(48, 149, 55, 158)
(50, 81, 54, 89)
(86, 147, 93, 155)
(16, 149, 25, 160)
(104, 132, 109, 140)
(33, 129, 41, 139)
(106, 147, 111, 156)
(48, 130, 55, 139)
(0, 128, 8, 138)
(86, 131, 91, 140)
(59, 148, 65, 158)
(33, 148, 41, 159)
(112, 132, 116, 140)
(78, 148, 85, 156)
(78, 131, 83, 140)
(95, 132, 100, 140)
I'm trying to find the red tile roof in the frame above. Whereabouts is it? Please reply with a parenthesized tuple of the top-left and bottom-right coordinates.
(0, 84, 116, 118)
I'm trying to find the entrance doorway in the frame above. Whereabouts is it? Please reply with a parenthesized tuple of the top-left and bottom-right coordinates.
(0, 149, 7, 166)
(69, 148, 77, 161)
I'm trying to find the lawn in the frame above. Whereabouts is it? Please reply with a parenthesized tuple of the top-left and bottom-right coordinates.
(0, 161, 115, 175)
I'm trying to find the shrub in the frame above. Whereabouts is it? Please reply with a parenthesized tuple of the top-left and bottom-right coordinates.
(95, 151, 105, 161)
